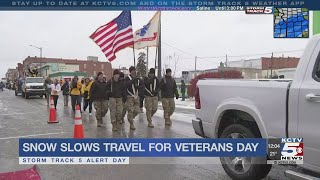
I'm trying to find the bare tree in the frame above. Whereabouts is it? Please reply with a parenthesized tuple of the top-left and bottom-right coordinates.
(172, 53, 180, 77)
(162, 54, 180, 77)
(162, 55, 170, 75)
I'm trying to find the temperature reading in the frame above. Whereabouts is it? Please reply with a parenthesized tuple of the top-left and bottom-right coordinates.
(270, 151, 278, 157)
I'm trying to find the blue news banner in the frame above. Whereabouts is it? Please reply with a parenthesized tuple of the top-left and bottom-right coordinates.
(0, 0, 319, 10)
(19, 138, 267, 164)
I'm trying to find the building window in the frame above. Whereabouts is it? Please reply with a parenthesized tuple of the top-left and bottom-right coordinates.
(84, 64, 87, 69)
(94, 71, 96, 76)
(101, 64, 104, 69)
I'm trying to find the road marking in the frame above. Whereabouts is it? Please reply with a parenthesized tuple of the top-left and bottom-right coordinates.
(0, 111, 44, 116)
(0, 132, 65, 140)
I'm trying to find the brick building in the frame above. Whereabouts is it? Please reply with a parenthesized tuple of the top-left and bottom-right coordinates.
(5, 68, 18, 81)
(21, 56, 113, 80)
(261, 57, 300, 70)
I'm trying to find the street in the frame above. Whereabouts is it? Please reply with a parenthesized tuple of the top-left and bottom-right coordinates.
(0, 89, 291, 180)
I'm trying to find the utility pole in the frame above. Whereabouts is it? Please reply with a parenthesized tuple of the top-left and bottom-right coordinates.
(194, 56, 197, 78)
(270, 52, 274, 78)
(225, 54, 228, 67)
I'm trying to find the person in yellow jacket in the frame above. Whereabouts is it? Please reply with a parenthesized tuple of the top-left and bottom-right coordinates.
(82, 78, 93, 115)
(70, 76, 82, 112)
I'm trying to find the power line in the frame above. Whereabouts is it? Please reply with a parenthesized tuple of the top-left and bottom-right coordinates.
(162, 41, 194, 56)
(228, 49, 304, 58)
(162, 41, 304, 61)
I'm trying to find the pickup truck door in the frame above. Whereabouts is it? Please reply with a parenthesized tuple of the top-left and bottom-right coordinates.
(298, 50, 320, 169)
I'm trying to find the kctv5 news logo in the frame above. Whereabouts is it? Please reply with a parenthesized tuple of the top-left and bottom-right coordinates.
(245, 7, 273, 14)
(281, 138, 303, 163)
(268, 138, 304, 165)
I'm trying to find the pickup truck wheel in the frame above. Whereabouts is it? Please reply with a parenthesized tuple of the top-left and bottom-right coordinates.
(220, 124, 272, 180)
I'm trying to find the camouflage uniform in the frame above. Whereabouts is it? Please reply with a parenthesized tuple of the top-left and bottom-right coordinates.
(94, 100, 109, 125)
(121, 104, 127, 123)
(119, 72, 126, 124)
(106, 77, 126, 131)
(143, 74, 160, 127)
(145, 96, 158, 122)
(161, 98, 175, 121)
(90, 79, 109, 127)
(126, 97, 140, 123)
(124, 74, 142, 130)
(160, 75, 179, 125)
(109, 98, 123, 124)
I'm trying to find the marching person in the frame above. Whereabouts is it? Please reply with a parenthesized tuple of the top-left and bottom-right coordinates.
(82, 77, 93, 115)
(181, 79, 186, 101)
(90, 72, 109, 127)
(143, 68, 160, 128)
(120, 72, 126, 124)
(160, 68, 179, 126)
(43, 76, 53, 106)
(139, 77, 145, 113)
(50, 79, 61, 110)
(106, 69, 126, 131)
(0, 82, 4, 91)
(61, 79, 70, 106)
(70, 76, 82, 112)
(103, 75, 107, 82)
(124, 66, 142, 130)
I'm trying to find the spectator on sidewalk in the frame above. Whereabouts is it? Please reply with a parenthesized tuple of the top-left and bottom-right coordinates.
(70, 76, 82, 112)
(50, 79, 61, 110)
(61, 79, 70, 106)
(43, 76, 53, 106)
(181, 80, 186, 101)
(82, 78, 93, 115)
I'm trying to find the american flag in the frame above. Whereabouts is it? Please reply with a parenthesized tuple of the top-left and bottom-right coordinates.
(90, 11, 134, 61)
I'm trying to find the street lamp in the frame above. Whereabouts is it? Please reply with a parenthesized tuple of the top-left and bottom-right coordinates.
(30, 45, 43, 58)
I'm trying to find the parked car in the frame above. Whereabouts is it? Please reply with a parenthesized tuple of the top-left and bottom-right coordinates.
(193, 35, 320, 179)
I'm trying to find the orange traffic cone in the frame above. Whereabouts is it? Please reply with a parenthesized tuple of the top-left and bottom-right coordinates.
(48, 96, 58, 123)
(74, 105, 84, 138)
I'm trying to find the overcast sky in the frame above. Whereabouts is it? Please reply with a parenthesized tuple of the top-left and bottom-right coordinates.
(0, 11, 313, 78)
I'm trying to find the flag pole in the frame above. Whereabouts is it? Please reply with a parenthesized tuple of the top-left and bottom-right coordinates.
(154, 47, 158, 70)
(157, 11, 162, 79)
(133, 43, 136, 67)
(146, 47, 149, 74)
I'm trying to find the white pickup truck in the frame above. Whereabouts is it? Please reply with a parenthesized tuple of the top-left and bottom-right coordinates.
(21, 77, 46, 99)
(193, 35, 320, 180)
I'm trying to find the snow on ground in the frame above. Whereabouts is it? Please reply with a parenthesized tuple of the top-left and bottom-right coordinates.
(158, 98, 195, 110)
(154, 109, 195, 124)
